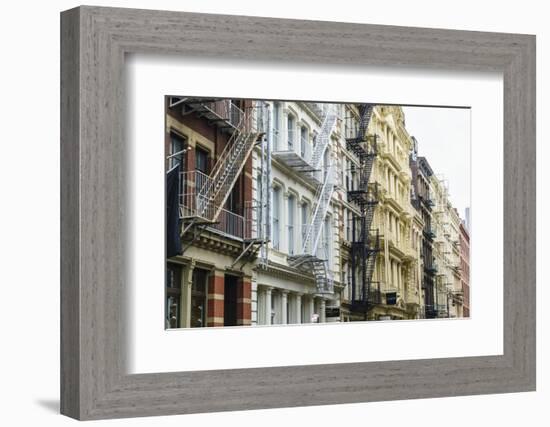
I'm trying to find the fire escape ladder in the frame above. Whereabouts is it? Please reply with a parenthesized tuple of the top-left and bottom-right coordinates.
(288, 105, 338, 294)
(312, 259, 333, 294)
(178, 102, 267, 255)
(197, 126, 259, 223)
(304, 164, 335, 256)
(347, 104, 381, 314)
(309, 107, 338, 170)
(179, 125, 256, 251)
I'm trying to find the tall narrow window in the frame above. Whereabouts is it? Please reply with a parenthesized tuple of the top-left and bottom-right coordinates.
(224, 275, 238, 326)
(273, 102, 280, 150)
(166, 263, 182, 329)
(300, 126, 308, 158)
(191, 269, 208, 328)
(287, 194, 296, 255)
(272, 187, 280, 250)
(346, 209, 352, 241)
(324, 216, 332, 265)
(169, 132, 186, 170)
(345, 159, 349, 191)
(323, 148, 330, 181)
(301, 202, 309, 252)
(287, 115, 295, 151)
(195, 146, 209, 174)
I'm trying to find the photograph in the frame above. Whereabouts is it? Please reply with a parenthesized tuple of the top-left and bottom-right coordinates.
(165, 98, 471, 328)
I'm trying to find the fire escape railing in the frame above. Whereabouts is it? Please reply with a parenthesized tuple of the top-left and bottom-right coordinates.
(287, 104, 339, 294)
(174, 100, 268, 259)
(345, 104, 381, 315)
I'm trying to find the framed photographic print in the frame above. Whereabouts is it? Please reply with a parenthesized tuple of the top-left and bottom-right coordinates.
(61, 6, 536, 420)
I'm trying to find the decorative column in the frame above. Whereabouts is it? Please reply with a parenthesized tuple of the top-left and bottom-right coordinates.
(264, 286, 273, 325)
(307, 296, 314, 323)
(207, 269, 225, 327)
(257, 287, 264, 325)
(294, 293, 302, 325)
(236, 275, 252, 326)
(180, 261, 195, 328)
(384, 209, 390, 290)
(280, 291, 288, 325)
(320, 299, 326, 323)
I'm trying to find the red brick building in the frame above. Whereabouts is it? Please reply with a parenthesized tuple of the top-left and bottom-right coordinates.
(459, 222, 470, 317)
(165, 98, 261, 328)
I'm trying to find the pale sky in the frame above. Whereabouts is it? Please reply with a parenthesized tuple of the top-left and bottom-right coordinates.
(402, 106, 471, 221)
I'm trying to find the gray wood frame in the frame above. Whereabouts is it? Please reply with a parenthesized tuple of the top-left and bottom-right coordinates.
(60, 5, 536, 420)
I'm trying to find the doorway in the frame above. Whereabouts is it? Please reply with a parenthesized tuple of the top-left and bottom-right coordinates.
(224, 275, 239, 326)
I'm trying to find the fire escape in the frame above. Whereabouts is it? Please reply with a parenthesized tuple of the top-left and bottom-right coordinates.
(277, 104, 338, 294)
(175, 98, 268, 258)
(346, 104, 381, 318)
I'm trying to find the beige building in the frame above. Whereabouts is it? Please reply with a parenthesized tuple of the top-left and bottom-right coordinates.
(431, 176, 464, 317)
(340, 105, 423, 321)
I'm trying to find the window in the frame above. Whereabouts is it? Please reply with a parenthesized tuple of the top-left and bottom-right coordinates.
(226, 177, 241, 214)
(272, 187, 281, 250)
(324, 216, 332, 265)
(191, 268, 208, 328)
(224, 275, 238, 326)
(166, 263, 182, 329)
(346, 209, 352, 241)
(301, 202, 309, 251)
(345, 110, 358, 139)
(323, 148, 330, 180)
(195, 146, 209, 174)
(350, 162, 356, 191)
(169, 132, 186, 170)
(273, 102, 281, 150)
(300, 126, 308, 158)
(345, 159, 350, 191)
(287, 194, 296, 255)
(287, 114, 295, 151)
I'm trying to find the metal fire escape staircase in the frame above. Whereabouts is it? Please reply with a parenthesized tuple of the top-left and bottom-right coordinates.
(288, 105, 338, 294)
(346, 104, 381, 314)
(179, 100, 266, 251)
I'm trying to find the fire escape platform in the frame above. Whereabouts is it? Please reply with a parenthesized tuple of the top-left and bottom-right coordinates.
(347, 189, 378, 205)
(272, 150, 317, 170)
(182, 98, 239, 133)
(272, 150, 321, 186)
(345, 138, 369, 158)
(179, 211, 217, 224)
(287, 253, 326, 268)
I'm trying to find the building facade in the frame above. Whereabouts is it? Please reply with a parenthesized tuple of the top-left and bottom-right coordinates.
(340, 105, 423, 321)
(410, 149, 440, 318)
(165, 98, 469, 328)
(431, 177, 464, 318)
(459, 222, 471, 317)
(253, 101, 341, 325)
(165, 98, 261, 328)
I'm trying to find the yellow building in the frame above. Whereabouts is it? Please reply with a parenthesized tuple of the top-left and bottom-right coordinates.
(340, 105, 423, 321)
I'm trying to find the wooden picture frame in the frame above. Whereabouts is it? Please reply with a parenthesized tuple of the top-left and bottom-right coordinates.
(60, 5, 536, 420)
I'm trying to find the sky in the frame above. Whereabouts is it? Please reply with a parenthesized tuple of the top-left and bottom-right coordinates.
(401, 106, 471, 221)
